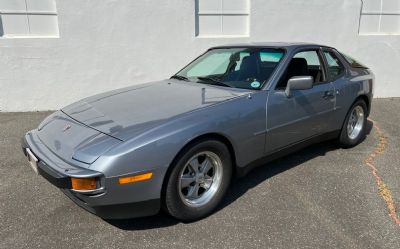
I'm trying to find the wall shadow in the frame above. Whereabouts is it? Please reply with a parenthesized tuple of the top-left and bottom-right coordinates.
(0, 15, 4, 37)
(194, 0, 199, 36)
(106, 120, 373, 230)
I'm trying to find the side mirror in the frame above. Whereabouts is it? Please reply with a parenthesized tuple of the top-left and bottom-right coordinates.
(285, 76, 314, 97)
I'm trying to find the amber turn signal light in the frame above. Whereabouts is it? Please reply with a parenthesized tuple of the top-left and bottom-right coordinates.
(71, 177, 97, 190)
(118, 172, 153, 185)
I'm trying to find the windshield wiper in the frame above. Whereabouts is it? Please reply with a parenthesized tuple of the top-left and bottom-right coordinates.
(171, 75, 189, 81)
(197, 76, 231, 87)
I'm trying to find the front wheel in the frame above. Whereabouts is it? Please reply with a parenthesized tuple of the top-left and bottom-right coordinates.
(163, 140, 232, 221)
(337, 99, 367, 148)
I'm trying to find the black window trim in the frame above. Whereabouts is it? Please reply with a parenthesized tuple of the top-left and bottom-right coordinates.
(314, 48, 328, 86)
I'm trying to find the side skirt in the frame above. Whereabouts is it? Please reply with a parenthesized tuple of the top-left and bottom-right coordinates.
(236, 130, 340, 178)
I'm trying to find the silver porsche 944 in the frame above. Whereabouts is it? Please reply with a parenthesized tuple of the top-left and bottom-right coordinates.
(22, 43, 374, 221)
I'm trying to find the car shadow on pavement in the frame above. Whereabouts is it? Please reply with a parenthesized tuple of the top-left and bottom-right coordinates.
(106, 120, 373, 230)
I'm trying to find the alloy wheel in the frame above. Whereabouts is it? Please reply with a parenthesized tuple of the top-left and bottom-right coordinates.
(347, 105, 365, 140)
(178, 151, 223, 207)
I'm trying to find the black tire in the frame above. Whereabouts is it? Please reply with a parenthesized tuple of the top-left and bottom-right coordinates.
(337, 99, 367, 148)
(163, 139, 232, 221)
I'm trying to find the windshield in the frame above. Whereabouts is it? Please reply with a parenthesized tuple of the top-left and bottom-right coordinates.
(174, 48, 285, 90)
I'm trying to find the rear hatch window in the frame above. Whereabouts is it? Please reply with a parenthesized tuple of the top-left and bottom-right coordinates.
(341, 53, 368, 69)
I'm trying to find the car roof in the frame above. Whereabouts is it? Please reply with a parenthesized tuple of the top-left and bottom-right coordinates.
(209, 42, 333, 50)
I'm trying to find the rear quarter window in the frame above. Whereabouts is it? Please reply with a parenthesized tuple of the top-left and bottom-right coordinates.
(324, 51, 345, 81)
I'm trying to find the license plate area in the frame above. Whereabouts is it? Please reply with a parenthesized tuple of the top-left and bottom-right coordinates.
(26, 148, 39, 174)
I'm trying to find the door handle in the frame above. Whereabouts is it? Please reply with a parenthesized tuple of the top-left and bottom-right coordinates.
(323, 91, 335, 99)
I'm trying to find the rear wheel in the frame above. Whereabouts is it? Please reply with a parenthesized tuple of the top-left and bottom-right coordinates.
(163, 140, 232, 221)
(338, 99, 367, 147)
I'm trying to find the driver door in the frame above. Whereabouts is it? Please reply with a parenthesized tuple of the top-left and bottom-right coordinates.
(265, 49, 336, 153)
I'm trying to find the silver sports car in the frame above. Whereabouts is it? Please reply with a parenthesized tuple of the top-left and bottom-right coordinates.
(22, 43, 374, 221)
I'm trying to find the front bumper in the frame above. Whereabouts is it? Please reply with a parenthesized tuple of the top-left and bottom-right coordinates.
(21, 131, 160, 219)
(62, 189, 160, 219)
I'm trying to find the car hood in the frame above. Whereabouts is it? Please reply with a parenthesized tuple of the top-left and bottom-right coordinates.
(36, 111, 121, 165)
(62, 80, 249, 141)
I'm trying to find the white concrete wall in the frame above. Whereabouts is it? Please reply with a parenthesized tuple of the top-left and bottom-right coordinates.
(0, 0, 399, 111)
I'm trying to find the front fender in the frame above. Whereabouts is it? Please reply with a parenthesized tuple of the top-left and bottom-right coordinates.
(91, 114, 233, 177)
(92, 91, 268, 178)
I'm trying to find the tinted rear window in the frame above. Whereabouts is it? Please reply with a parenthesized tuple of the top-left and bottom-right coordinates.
(341, 53, 368, 69)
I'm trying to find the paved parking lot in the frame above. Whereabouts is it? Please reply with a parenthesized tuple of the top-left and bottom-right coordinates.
(1, 99, 399, 249)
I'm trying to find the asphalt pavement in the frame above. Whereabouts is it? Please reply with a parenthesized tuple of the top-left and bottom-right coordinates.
(0, 99, 399, 249)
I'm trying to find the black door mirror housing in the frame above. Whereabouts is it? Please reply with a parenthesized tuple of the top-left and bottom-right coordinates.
(285, 76, 314, 97)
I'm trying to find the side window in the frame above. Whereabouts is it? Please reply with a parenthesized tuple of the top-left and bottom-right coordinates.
(294, 51, 321, 66)
(323, 51, 345, 81)
(276, 50, 324, 89)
